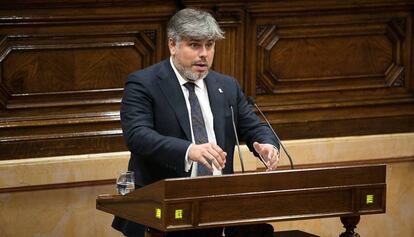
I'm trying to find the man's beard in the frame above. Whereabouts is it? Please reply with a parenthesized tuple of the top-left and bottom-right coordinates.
(174, 58, 209, 81)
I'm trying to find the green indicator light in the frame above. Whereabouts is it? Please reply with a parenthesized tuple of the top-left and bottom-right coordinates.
(175, 209, 183, 219)
(155, 208, 162, 219)
(366, 194, 374, 204)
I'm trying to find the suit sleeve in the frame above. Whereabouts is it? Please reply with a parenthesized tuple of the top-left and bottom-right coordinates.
(120, 73, 191, 173)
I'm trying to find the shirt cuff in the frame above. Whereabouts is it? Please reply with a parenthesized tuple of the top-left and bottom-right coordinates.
(184, 143, 194, 172)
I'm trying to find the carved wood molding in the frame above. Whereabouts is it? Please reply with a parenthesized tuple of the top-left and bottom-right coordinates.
(255, 19, 407, 95)
(0, 133, 126, 160)
(0, 178, 116, 194)
(212, 7, 244, 83)
(0, 80, 7, 109)
(0, 29, 159, 159)
(0, 30, 156, 118)
(247, 0, 414, 15)
(0, 3, 176, 23)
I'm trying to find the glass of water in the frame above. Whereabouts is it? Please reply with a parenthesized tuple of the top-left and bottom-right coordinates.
(116, 171, 135, 195)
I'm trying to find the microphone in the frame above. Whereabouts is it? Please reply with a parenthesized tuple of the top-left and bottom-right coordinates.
(247, 96, 294, 169)
(230, 105, 245, 173)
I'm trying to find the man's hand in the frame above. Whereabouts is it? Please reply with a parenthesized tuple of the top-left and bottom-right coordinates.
(253, 142, 279, 171)
(188, 143, 227, 172)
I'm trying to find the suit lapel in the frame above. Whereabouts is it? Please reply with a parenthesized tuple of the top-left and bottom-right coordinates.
(156, 61, 227, 147)
(156, 60, 192, 141)
(204, 74, 226, 149)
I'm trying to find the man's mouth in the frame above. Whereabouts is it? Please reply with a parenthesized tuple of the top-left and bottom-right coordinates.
(193, 62, 208, 71)
(193, 63, 207, 67)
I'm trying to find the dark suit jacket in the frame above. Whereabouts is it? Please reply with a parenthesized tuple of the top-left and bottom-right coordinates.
(112, 59, 278, 236)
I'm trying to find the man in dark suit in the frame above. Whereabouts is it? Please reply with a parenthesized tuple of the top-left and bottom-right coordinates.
(113, 8, 280, 237)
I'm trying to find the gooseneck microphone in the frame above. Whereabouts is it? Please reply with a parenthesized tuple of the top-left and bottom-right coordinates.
(247, 96, 294, 169)
(230, 105, 245, 173)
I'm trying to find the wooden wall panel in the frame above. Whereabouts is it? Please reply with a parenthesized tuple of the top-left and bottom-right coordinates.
(0, 0, 413, 159)
(246, 1, 414, 139)
(0, 2, 175, 159)
(254, 18, 404, 94)
(2, 36, 147, 93)
(212, 6, 244, 86)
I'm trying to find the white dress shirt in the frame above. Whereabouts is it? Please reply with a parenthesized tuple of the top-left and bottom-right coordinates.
(169, 57, 222, 176)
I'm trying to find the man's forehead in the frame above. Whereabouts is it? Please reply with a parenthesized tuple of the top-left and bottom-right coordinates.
(184, 38, 215, 43)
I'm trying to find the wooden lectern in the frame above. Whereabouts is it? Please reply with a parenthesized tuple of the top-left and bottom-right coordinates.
(97, 164, 386, 236)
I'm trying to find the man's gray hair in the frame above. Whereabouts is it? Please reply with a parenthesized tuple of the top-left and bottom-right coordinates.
(167, 8, 225, 42)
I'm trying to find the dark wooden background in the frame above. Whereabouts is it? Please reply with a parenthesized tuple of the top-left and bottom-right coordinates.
(0, 0, 413, 160)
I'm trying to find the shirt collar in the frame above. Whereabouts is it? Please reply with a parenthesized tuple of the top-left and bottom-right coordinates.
(169, 57, 206, 90)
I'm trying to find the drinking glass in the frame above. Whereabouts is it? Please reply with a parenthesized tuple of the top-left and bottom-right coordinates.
(116, 171, 135, 195)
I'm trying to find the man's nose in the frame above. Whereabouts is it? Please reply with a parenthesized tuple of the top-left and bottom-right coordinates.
(199, 45, 208, 57)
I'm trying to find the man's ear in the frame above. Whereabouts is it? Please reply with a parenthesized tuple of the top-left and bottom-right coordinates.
(168, 39, 177, 56)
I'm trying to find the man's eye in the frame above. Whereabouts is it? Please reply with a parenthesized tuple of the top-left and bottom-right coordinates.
(190, 43, 198, 48)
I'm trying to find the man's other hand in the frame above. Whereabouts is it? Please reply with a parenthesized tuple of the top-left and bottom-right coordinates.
(253, 142, 279, 171)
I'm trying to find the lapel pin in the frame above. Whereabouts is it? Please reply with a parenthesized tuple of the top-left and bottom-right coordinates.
(218, 88, 223, 93)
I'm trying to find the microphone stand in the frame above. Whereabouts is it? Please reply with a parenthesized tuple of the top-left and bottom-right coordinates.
(248, 97, 295, 169)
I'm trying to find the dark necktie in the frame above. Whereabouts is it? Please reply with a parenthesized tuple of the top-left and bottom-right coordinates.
(184, 82, 212, 176)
